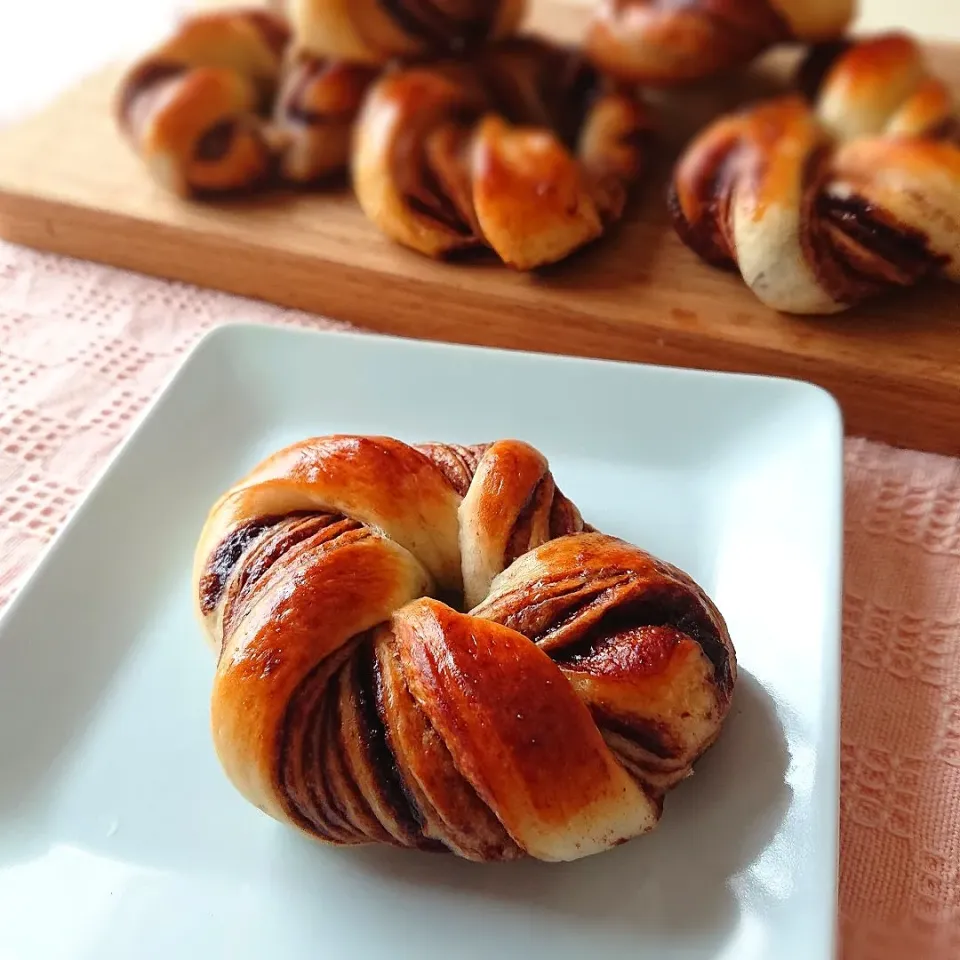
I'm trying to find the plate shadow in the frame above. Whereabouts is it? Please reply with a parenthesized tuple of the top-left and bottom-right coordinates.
(277, 670, 791, 950)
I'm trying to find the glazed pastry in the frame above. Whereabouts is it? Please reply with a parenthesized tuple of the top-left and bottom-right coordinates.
(289, 0, 527, 64)
(117, 8, 378, 195)
(193, 436, 736, 862)
(273, 54, 380, 185)
(585, 0, 855, 85)
(670, 33, 960, 314)
(116, 9, 291, 196)
(352, 37, 653, 269)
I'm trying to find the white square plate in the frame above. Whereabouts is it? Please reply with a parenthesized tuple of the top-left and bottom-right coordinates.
(0, 324, 843, 960)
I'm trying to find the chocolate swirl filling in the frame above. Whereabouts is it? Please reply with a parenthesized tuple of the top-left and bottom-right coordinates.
(803, 149, 948, 306)
(377, 0, 495, 49)
(389, 38, 649, 246)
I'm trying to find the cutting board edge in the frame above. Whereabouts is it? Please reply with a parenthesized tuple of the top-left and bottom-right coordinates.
(2, 186, 958, 457)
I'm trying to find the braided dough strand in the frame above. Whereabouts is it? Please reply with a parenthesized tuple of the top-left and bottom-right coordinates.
(670, 33, 960, 314)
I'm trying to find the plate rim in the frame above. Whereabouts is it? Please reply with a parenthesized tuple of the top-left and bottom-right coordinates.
(0, 320, 845, 957)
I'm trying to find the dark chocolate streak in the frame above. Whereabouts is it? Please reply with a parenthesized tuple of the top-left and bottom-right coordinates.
(355, 643, 429, 841)
(668, 148, 739, 271)
(686, 0, 791, 49)
(321, 680, 367, 840)
(331, 677, 379, 838)
(278, 59, 376, 127)
(377, 0, 491, 48)
(549, 493, 582, 540)
(592, 707, 675, 760)
(403, 109, 481, 237)
(117, 61, 186, 130)
(299, 671, 339, 840)
(199, 514, 285, 615)
(609, 0, 791, 74)
(553, 585, 733, 695)
(278, 58, 333, 126)
(279, 658, 345, 841)
(504, 475, 551, 566)
(476, 39, 601, 147)
(405, 149, 477, 237)
(796, 40, 853, 102)
(554, 53, 603, 148)
(619, 128, 655, 152)
(245, 10, 293, 58)
(194, 119, 240, 162)
(926, 116, 960, 144)
(807, 188, 947, 305)
(820, 194, 943, 275)
(503, 480, 585, 566)
(415, 443, 491, 496)
(221, 514, 366, 642)
(494, 574, 621, 641)
(279, 638, 447, 850)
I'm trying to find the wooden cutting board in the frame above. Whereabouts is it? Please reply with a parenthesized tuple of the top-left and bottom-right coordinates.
(0, 1, 958, 456)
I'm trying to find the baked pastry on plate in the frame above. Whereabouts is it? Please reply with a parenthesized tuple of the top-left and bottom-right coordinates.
(193, 436, 737, 862)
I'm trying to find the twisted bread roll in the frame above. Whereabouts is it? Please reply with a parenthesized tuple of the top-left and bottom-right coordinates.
(273, 54, 380, 184)
(586, 0, 854, 85)
(194, 436, 736, 862)
(290, 0, 526, 64)
(670, 34, 960, 314)
(117, 9, 290, 196)
(117, 9, 378, 195)
(352, 38, 653, 269)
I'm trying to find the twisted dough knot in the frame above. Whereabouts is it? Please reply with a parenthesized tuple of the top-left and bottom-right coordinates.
(290, 0, 526, 64)
(352, 37, 653, 269)
(117, 9, 378, 196)
(585, 0, 853, 85)
(669, 34, 960, 315)
(194, 437, 736, 862)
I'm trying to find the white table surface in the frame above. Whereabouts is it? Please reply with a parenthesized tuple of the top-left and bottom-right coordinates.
(0, 0, 957, 125)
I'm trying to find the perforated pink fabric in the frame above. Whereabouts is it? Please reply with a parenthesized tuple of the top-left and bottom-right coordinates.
(0, 237, 958, 956)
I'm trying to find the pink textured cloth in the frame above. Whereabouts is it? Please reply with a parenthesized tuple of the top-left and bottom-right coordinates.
(1, 238, 959, 957)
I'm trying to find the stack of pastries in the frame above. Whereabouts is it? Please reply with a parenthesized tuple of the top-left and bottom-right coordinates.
(117, 1, 652, 270)
(117, 0, 960, 310)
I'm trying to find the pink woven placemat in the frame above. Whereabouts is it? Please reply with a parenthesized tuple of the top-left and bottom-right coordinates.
(1, 237, 958, 957)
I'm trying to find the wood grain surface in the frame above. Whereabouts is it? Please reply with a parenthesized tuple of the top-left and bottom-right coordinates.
(0, 1, 958, 455)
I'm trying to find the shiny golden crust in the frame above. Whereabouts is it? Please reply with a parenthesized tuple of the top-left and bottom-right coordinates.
(351, 36, 653, 269)
(116, 9, 290, 197)
(585, 0, 854, 86)
(194, 435, 737, 863)
(289, 0, 527, 64)
(670, 33, 960, 315)
(117, 8, 378, 195)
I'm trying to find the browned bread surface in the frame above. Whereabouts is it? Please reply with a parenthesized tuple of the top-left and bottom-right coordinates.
(352, 37, 653, 269)
(290, 0, 528, 64)
(585, 0, 855, 86)
(116, 8, 379, 195)
(670, 33, 960, 314)
(193, 435, 737, 862)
